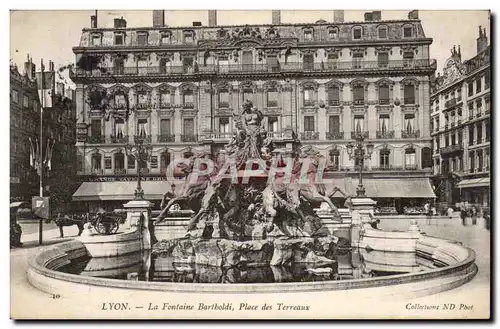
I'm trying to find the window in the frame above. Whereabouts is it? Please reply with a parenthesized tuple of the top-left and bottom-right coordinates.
(303, 86, 315, 106)
(404, 85, 415, 104)
(183, 90, 194, 107)
(476, 99, 482, 112)
(219, 90, 229, 108)
(379, 114, 390, 132)
(476, 78, 482, 93)
(403, 26, 413, 38)
(160, 152, 171, 169)
(352, 51, 363, 69)
(137, 118, 148, 137)
(92, 34, 101, 46)
(183, 57, 194, 74)
(468, 82, 474, 96)
(469, 126, 474, 145)
(268, 116, 278, 132)
(303, 54, 314, 70)
(137, 33, 148, 46)
(378, 52, 389, 68)
(329, 115, 340, 134)
(468, 151, 475, 173)
(137, 92, 148, 105)
(114, 118, 125, 138)
(477, 150, 483, 172)
(328, 28, 338, 39)
(160, 118, 171, 136)
(161, 33, 170, 45)
(353, 27, 362, 39)
(127, 155, 136, 169)
(159, 58, 171, 74)
(23, 96, 29, 108)
(113, 58, 124, 75)
(403, 52, 414, 67)
(243, 89, 253, 103)
(114, 34, 124, 45)
(184, 32, 194, 44)
(114, 93, 127, 108)
(327, 53, 339, 69)
(330, 150, 340, 169)
(183, 118, 194, 136)
(485, 71, 490, 89)
(91, 119, 101, 137)
(353, 85, 364, 105)
(32, 100, 37, 111)
(267, 88, 278, 107)
(435, 137, 440, 150)
(380, 148, 390, 167)
(378, 85, 389, 104)
(405, 148, 416, 167)
(91, 154, 102, 170)
(11, 90, 18, 103)
(267, 56, 279, 72)
(404, 113, 415, 133)
(458, 129, 463, 145)
(378, 26, 388, 39)
(219, 117, 230, 134)
(304, 116, 315, 132)
(451, 133, 456, 145)
(105, 156, 112, 170)
(137, 59, 148, 75)
(160, 91, 172, 107)
(477, 123, 482, 143)
(354, 115, 364, 132)
(327, 85, 340, 106)
(304, 30, 313, 41)
(485, 122, 490, 141)
(114, 153, 125, 170)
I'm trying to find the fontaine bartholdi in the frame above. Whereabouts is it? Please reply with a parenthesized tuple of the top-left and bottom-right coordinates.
(152, 100, 347, 269)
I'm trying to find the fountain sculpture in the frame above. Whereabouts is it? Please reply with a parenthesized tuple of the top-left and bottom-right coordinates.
(153, 100, 347, 269)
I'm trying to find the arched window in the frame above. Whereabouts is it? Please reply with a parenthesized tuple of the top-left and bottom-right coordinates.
(328, 27, 339, 39)
(352, 26, 362, 40)
(378, 25, 388, 39)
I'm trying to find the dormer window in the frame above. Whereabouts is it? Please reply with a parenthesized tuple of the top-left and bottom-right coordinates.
(137, 32, 148, 46)
(91, 33, 102, 46)
(403, 25, 413, 38)
(328, 27, 338, 39)
(352, 27, 362, 40)
(378, 26, 388, 39)
(304, 29, 313, 41)
(160, 31, 171, 45)
(114, 33, 124, 45)
(184, 31, 194, 44)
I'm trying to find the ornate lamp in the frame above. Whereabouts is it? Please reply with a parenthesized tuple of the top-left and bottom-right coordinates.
(125, 136, 153, 200)
(346, 133, 374, 197)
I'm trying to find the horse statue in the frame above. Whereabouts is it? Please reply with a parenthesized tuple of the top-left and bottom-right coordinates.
(45, 213, 87, 238)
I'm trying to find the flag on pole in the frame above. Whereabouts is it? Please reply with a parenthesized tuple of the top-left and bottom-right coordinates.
(36, 59, 54, 108)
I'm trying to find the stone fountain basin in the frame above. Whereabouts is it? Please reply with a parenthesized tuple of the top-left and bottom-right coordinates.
(27, 234, 477, 301)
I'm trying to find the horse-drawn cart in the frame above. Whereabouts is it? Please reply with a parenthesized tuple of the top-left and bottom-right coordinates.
(90, 212, 127, 235)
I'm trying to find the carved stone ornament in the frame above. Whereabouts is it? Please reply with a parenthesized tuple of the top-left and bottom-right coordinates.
(159, 30, 172, 38)
(158, 83, 176, 93)
(108, 84, 130, 95)
(350, 47, 368, 56)
(325, 47, 342, 55)
(239, 81, 256, 92)
(400, 45, 418, 55)
(217, 27, 230, 39)
(265, 26, 281, 39)
(350, 79, 369, 90)
(133, 82, 152, 93)
(400, 78, 420, 88)
(181, 109, 198, 117)
(264, 81, 282, 92)
(157, 52, 175, 60)
(375, 46, 393, 55)
(302, 107, 318, 114)
(300, 49, 317, 57)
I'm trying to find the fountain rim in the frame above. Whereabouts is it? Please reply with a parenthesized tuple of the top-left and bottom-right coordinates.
(28, 239, 477, 294)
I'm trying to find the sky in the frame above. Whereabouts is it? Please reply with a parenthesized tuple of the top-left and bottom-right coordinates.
(9, 9, 490, 87)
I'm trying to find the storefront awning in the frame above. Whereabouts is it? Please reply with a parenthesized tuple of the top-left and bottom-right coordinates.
(456, 177, 490, 189)
(72, 181, 182, 201)
(347, 178, 436, 199)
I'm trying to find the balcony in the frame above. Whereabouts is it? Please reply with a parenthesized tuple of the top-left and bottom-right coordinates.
(114, 168, 127, 175)
(183, 102, 195, 109)
(351, 131, 369, 139)
(212, 132, 232, 140)
(300, 131, 319, 140)
(219, 101, 230, 108)
(326, 131, 344, 140)
(267, 100, 279, 108)
(353, 100, 365, 106)
(404, 164, 418, 170)
(136, 102, 150, 110)
(181, 134, 198, 142)
(440, 144, 464, 156)
(70, 59, 436, 80)
(87, 135, 104, 144)
(445, 98, 457, 108)
(157, 134, 176, 143)
(134, 135, 151, 144)
(376, 130, 395, 139)
(304, 100, 316, 107)
(327, 100, 340, 106)
(110, 135, 129, 144)
(401, 130, 420, 139)
(378, 99, 390, 105)
(91, 169, 104, 175)
(403, 98, 415, 105)
(476, 112, 482, 118)
(267, 132, 286, 140)
(159, 102, 172, 109)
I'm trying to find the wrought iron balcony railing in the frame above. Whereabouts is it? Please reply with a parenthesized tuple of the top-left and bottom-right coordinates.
(87, 135, 104, 144)
(110, 134, 129, 144)
(353, 100, 365, 106)
(134, 135, 152, 144)
(304, 100, 316, 107)
(70, 60, 436, 79)
(327, 100, 340, 106)
(181, 134, 198, 142)
(378, 99, 390, 105)
(91, 168, 104, 175)
(326, 131, 344, 140)
(300, 131, 319, 140)
(440, 144, 464, 155)
(351, 131, 369, 139)
(401, 130, 420, 139)
(376, 130, 395, 139)
(267, 132, 286, 140)
(159, 102, 172, 109)
(211, 132, 232, 140)
(114, 168, 127, 175)
(157, 134, 176, 143)
(445, 98, 457, 108)
(183, 102, 195, 109)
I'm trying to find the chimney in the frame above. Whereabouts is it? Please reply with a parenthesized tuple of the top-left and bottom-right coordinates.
(372, 11, 382, 21)
(153, 10, 165, 27)
(333, 10, 344, 23)
(408, 10, 419, 20)
(364, 12, 373, 21)
(272, 10, 281, 25)
(208, 10, 217, 27)
(24, 54, 35, 80)
(91, 15, 97, 28)
(477, 25, 488, 54)
(192, 21, 202, 27)
(48, 60, 54, 72)
(57, 82, 65, 96)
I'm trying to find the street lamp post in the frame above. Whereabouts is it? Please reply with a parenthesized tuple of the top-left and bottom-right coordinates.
(346, 132, 374, 197)
(125, 136, 153, 200)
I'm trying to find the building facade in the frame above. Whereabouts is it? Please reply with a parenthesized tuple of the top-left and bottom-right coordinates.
(10, 56, 78, 212)
(71, 10, 437, 214)
(430, 26, 490, 210)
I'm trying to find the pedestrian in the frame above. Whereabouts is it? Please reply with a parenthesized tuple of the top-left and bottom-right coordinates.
(483, 208, 490, 230)
(424, 202, 431, 225)
(447, 206, 454, 219)
(431, 205, 437, 216)
(471, 206, 477, 225)
(460, 205, 467, 226)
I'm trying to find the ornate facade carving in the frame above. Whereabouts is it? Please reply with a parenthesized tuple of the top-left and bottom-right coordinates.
(375, 46, 393, 55)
